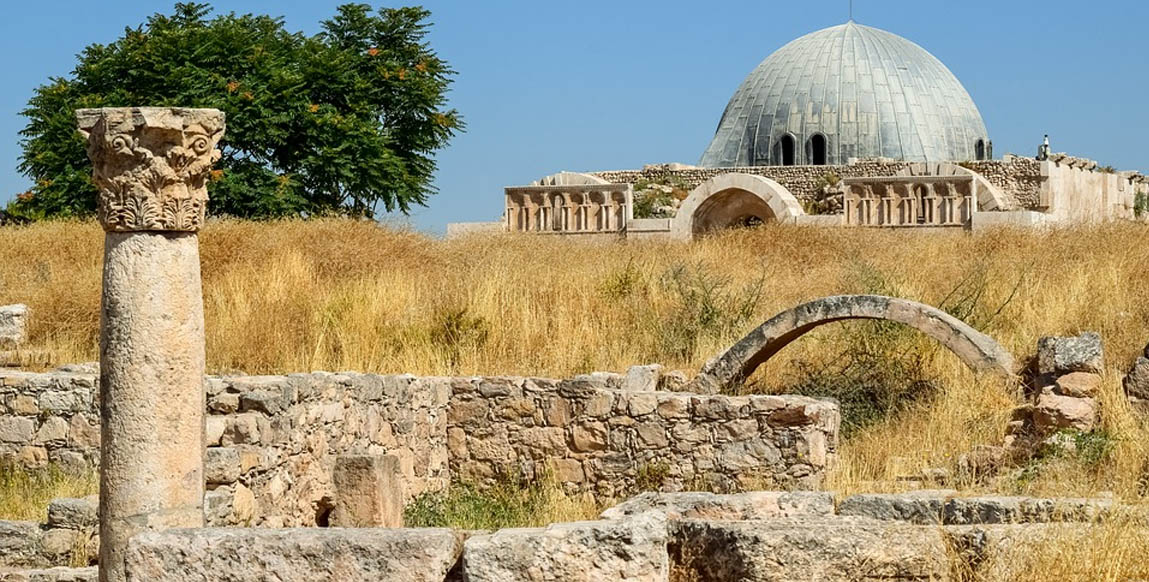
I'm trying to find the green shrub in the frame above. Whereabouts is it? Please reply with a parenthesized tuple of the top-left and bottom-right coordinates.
(652, 264, 762, 365)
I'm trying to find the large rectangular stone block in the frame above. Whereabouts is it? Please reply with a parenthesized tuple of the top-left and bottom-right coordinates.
(670, 518, 949, 582)
(463, 514, 668, 581)
(124, 528, 463, 582)
(332, 454, 405, 528)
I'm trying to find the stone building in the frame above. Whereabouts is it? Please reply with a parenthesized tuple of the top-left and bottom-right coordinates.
(449, 21, 1148, 240)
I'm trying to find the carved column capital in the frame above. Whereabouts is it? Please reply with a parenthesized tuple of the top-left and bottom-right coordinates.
(77, 107, 225, 233)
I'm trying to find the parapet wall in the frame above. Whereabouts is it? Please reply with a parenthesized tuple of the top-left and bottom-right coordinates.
(0, 369, 839, 526)
(592, 160, 912, 207)
(592, 157, 1136, 216)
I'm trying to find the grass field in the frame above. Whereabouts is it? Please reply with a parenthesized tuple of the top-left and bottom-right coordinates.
(2, 218, 1148, 579)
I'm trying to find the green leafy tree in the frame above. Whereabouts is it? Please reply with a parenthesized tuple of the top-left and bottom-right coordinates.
(14, 2, 462, 220)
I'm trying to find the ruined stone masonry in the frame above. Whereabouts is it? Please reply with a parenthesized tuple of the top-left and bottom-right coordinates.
(0, 368, 838, 528)
(4, 489, 1136, 582)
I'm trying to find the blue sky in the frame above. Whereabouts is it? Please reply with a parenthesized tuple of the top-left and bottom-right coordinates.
(1, 1, 1146, 234)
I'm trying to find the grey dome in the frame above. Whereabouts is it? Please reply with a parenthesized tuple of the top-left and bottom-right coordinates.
(700, 21, 990, 167)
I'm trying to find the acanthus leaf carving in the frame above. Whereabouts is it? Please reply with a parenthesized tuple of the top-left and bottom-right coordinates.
(78, 107, 226, 233)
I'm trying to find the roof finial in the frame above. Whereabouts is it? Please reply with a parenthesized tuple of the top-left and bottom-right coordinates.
(849, 0, 854, 22)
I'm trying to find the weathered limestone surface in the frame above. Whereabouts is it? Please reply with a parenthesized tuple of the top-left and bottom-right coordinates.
(1036, 332, 1103, 378)
(670, 517, 950, 582)
(332, 454, 404, 528)
(0, 518, 96, 571)
(600, 491, 834, 521)
(0, 305, 29, 348)
(123, 528, 463, 582)
(80, 106, 225, 582)
(97, 231, 207, 582)
(463, 513, 668, 582)
(838, 492, 1113, 525)
(690, 295, 1016, 394)
(0, 567, 98, 582)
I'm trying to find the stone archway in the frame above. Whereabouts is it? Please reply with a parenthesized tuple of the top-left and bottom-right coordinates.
(672, 173, 805, 240)
(688, 295, 1017, 394)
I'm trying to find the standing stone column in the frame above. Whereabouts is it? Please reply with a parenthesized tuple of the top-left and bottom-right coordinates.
(78, 107, 225, 582)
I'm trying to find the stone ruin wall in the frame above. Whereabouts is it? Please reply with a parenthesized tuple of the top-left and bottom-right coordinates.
(592, 158, 1051, 212)
(964, 157, 1044, 209)
(0, 369, 839, 528)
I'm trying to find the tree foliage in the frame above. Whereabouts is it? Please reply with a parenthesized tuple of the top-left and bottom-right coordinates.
(14, 2, 462, 220)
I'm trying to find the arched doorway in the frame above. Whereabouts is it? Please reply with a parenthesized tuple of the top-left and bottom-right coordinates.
(671, 173, 806, 240)
(808, 134, 828, 165)
(690, 189, 777, 236)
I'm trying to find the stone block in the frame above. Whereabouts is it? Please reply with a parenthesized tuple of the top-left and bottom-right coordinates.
(0, 417, 34, 443)
(47, 497, 98, 530)
(0, 305, 29, 347)
(222, 413, 261, 446)
(670, 517, 949, 582)
(627, 392, 659, 416)
(208, 393, 239, 414)
(125, 528, 463, 582)
(1052, 372, 1101, 398)
(1036, 332, 1103, 376)
(9, 395, 39, 416)
(623, 364, 662, 392)
(0, 520, 45, 569)
(1033, 392, 1098, 432)
(837, 491, 954, 524)
(66, 416, 98, 449)
(570, 422, 608, 452)
(942, 496, 1113, 525)
(204, 447, 241, 485)
(332, 454, 404, 528)
(463, 513, 667, 581)
(239, 390, 285, 415)
(1124, 356, 1149, 400)
(33, 417, 68, 444)
(204, 416, 226, 447)
(658, 370, 689, 391)
(601, 491, 835, 521)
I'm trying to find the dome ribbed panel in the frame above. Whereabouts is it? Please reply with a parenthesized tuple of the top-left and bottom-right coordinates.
(700, 22, 988, 167)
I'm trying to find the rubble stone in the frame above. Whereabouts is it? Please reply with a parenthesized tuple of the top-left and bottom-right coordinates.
(1036, 332, 1103, 377)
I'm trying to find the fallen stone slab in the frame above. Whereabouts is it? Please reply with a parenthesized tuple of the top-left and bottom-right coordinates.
(943, 496, 1113, 525)
(0, 567, 98, 582)
(669, 517, 949, 582)
(601, 491, 835, 521)
(839, 493, 1114, 525)
(124, 528, 463, 582)
(837, 491, 955, 524)
(463, 513, 668, 582)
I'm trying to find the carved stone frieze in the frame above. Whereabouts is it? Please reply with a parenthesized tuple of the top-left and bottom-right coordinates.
(77, 107, 225, 232)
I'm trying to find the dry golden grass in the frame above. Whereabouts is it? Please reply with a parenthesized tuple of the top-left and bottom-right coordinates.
(0, 461, 97, 522)
(2, 219, 1149, 574)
